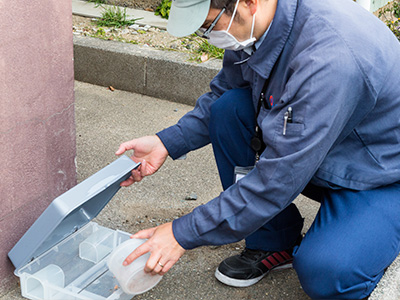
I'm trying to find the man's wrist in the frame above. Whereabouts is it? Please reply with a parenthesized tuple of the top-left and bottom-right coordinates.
(156, 126, 190, 159)
(154, 135, 169, 158)
(172, 214, 199, 250)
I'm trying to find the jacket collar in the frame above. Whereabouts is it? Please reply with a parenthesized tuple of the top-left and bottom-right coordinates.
(247, 0, 298, 78)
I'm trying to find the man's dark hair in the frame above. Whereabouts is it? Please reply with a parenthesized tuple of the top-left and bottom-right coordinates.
(210, 0, 237, 16)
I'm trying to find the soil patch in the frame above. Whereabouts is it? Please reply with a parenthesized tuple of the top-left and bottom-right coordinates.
(73, 2, 398, 59)
(72, 15, 210, 59)
(100, 0, 160, 11)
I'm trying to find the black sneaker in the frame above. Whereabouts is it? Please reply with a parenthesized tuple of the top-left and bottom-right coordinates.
(215, 246, 296, 287)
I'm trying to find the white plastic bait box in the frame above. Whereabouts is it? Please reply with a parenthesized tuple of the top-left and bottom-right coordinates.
(8, 156, 140, 300)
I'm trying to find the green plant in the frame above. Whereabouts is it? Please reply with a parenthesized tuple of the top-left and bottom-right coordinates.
(95, 5, 142, 28)
(87, 0, 106, 4)
(393, 0, 400, 17)
(190, 37, 225, 62)
(94, 27, 106, 37)
(91, 28, 139, 44)
(378, 0, 400, 41)
(155, 0, 171, 19)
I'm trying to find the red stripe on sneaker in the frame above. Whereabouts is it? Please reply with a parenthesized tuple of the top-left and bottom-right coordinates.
(268, 256, 279, 265)
(280, 251, 292, 261)
(272, 252, 285, 263)
(262, 259, 273, 269)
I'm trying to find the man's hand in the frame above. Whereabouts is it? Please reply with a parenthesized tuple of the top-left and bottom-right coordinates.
(123, 222, 186, 275)
(116, 135, 169, 186)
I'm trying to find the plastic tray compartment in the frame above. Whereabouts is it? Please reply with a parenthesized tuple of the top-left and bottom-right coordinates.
(16, 222, 133, 300)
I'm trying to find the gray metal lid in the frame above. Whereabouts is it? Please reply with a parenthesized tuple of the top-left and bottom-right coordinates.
(8, 155, 139, 271)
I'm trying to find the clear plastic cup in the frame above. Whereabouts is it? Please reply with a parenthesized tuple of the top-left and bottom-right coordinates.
(107, 238, 162, 295)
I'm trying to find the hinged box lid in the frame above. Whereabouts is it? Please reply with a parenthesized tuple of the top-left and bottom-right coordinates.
(8, 156, 139, 272)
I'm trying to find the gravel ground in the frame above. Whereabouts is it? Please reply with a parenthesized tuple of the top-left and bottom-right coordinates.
(72, 15, 212, 61)
(72, 1, 398, 61)
(98, 0, 161, 11)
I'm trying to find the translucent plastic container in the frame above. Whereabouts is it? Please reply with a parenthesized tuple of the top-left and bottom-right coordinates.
(79, 227, 114, 264)
(8, 156, 154, 300)
(16, 222, 137, 300)
(107, 239, 162, 295)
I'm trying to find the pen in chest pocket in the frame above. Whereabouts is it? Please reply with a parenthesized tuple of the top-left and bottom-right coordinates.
(283, 107, 293, 135)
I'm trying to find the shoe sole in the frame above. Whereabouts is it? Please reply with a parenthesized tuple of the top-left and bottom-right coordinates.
(214, 263, 293, 288)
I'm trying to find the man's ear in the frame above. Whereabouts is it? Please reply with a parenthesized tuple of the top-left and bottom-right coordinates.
(244, 0, 258, 15)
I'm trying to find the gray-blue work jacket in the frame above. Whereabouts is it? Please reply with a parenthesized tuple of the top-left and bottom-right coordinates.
(157, 0, 400, 249)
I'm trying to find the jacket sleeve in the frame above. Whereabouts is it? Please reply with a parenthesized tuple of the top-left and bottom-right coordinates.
(156, 50, 250, 159)
(171, 42, 375, 249)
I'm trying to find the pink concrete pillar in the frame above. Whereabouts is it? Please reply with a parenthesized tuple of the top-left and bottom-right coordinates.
(0, 0, 76, 295)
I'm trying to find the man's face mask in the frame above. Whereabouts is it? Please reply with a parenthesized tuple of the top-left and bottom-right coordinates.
(207, 0, 256, 51)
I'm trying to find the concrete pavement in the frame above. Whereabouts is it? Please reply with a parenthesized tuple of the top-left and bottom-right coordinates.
(1, 81, 317, 300)
(1, 79, 397, 299)
(74, 81, 318, 300)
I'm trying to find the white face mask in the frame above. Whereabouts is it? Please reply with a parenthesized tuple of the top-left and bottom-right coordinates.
(207, 0, 256, 51)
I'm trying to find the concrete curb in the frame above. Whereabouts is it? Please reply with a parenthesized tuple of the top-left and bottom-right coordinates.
(72, 0, 221, 105)
(73, 35, 221, 106)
